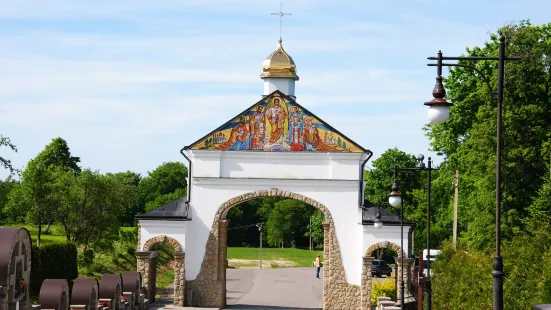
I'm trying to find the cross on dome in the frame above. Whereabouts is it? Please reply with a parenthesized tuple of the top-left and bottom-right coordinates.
(271, 1, 291, 40)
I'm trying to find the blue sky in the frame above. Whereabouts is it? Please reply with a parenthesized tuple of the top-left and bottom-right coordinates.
(0, 0, 549, 179)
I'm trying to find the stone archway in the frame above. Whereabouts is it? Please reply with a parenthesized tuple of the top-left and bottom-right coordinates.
(136, 235, 185, 307)
(186, 189, 362, 309)
(362, 241, 413, 306)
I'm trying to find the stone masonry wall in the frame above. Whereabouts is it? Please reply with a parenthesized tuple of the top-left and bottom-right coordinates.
(187, 190, 362, 309)
(173, 252, 186, 307)
(137, 222, 141, 251)
(361, 256, 374, 310)
(136, 251, 154, 301)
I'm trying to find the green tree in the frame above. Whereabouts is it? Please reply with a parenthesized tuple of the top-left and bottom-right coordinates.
(139, 162, 188, 212)
(363, 148, 448, 254)
(364, 148, 422, 209)
(0, 135, 18, 176)
(425, 21, 551, 251)
(34, 137, 81, 174)
(266, 199, 312, 247)
(0, 178, 18, 224)
(304, 209, 325, 248)
(31, 137, 81, 233)
(54, 169, 125, 250)
(6, 158, 58, 246)
(107, 171, 141, 226)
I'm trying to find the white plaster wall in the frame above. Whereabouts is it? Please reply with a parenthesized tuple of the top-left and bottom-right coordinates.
(362, 225, 411, 258)
(185, 150, 368, 286)
(263, 78, 295, 97)
(139, 220, 187, 252)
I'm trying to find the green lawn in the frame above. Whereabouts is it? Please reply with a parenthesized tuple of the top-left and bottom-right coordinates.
(1, 224, 137, 246)
(227, 247, 323, 267)
(1, 224, 66, 246)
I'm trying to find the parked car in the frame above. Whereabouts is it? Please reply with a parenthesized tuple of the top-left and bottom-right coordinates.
(422, 249, 441, 277)
(371, 260, 392, 277)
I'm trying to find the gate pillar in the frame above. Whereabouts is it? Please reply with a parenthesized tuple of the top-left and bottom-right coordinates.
(361, 256, 374, 310)
(136, 251, 156, 302)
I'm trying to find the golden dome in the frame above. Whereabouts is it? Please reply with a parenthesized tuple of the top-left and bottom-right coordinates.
(260, 39, 299, 80)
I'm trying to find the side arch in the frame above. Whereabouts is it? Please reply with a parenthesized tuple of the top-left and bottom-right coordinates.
(364, 240, 411, 305)
(143, 235, 182, 252)
(365, 241, 404, 259)
(138, 235, 185, 307)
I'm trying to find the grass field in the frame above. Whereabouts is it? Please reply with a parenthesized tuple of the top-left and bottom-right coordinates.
(1, 224, 323, 269)
(227, 247, 323, 268)
(2, 224, 67, 246)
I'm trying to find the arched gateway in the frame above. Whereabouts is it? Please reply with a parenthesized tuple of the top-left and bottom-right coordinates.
(135, 39, 415, 309)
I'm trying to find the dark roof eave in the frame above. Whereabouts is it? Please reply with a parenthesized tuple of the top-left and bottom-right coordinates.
(135, 216, 188, 221)
(362, 221, 415, 226)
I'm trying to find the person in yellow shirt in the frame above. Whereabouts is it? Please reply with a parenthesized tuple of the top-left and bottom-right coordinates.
(315, 254, 321, 279)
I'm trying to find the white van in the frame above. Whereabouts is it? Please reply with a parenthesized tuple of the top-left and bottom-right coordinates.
(422, 249, 441, 277)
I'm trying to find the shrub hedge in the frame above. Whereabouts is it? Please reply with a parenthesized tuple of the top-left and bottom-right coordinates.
(30, 243, 78, 297)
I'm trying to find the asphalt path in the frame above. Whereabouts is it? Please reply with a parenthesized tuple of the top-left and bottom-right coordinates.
(150, 267, 392, 310)
(224, 267, 323, 310)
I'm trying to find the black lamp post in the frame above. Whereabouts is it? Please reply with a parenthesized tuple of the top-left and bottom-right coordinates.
(388, 167, 404, 309)
(425, 35, 520, 310)
(391, 155, 435, 310)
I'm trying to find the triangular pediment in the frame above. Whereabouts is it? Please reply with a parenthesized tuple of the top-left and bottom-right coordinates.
(186, 90, 367, 153)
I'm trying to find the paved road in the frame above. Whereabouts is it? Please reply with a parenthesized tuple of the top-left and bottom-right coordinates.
(150, 267, 391, 310)
(224, 267, 323, 310)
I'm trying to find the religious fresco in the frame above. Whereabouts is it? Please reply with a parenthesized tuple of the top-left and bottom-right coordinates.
(189, 93, 364, 153)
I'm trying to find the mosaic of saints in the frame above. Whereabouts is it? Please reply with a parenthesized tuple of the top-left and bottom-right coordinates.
(303, 116, 336, 152)
(215, 116, 250, 150)
(194, 94, 362, 152)
(288, 105, 305, 151)
(249, 105, 266, 150)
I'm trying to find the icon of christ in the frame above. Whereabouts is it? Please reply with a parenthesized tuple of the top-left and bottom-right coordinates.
(267, 98, 287, 145)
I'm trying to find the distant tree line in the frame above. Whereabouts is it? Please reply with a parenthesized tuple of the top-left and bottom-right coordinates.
(226, 197, 324, 249)
(0, 137, 187, 250)
(0, 137, 325, 250)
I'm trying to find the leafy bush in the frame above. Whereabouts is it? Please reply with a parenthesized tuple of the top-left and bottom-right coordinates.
(371, 276, 396, 306)
(432, 227, 551, 310)
(431, 242, 493, 309)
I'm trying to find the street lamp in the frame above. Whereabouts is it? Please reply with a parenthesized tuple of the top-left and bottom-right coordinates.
(256, 223, 263, 269)
(374, 206, 383, 229)
(425, 35, 520, 310)
(391, 155, 435, 310)
(388, 167, 404, 309)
